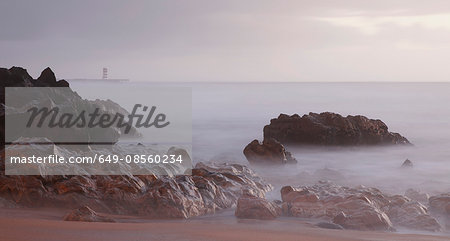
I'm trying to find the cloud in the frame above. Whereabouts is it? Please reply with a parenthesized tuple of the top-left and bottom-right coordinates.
(316, 13, 450, 35)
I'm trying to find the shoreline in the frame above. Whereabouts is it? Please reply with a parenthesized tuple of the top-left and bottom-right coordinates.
(1, 208, 449, 241)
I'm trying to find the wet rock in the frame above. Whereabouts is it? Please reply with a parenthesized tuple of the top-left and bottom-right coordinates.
(429, 194, 450, 216)
(386, 195, 441, 232)
(235, 195, 281, 220)
(0, 197, 16, 208)
(243, 138, 297, 165)
(280, 181, 440, 232)
(0, 155, 271, 219)
(405, 189, 429, 204)
(63, 206, 115, 222)
(263, 112, 410, 146)
(401, 159, 413, 168)
(316, 222, 343, 230)
(333, 210, 394, 231)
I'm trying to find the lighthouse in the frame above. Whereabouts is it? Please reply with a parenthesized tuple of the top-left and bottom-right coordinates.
(102, 67, 108, 80)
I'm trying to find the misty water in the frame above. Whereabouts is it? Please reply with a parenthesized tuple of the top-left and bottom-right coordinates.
(71, 82, 450, 198)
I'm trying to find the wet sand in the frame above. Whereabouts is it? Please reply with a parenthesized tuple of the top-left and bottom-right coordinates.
(1, 208, 449, 241)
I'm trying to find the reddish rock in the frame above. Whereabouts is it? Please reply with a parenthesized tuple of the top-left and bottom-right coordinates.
(243, 138, 297, 165)
(333, 210, 393, 231)
(263, 112, 410, 146)
(64, 206, 115, 222)
(386, 195, 441, 232)
(0, 158, 272, 219)
(235, 195, 281, 220)
(280, 181, 441, 232)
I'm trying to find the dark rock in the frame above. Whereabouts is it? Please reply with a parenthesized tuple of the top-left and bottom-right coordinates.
(243, 138, 297, 165)
(263, 112, 410, 146)
(36, 67, 57, 86)
(401, 159, 413, 168)
(1, 67, 143, 145)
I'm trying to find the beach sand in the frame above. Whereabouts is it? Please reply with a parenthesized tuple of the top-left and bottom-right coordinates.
(1, 208, 449, 241)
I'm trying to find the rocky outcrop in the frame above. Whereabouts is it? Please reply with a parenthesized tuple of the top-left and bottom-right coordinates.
(243, 138, 297, 165)
(280, 181, 441, 232)
(235, 194, 281, 220)
(64, 206, 115, 222)
(263, 112, 410, 146)
(0, 156, 272, 218)
(1, 66, 138, 146)
(0, 66, 69, 88)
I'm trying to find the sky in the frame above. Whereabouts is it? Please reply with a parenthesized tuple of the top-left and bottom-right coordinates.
(1, 0, 450, 82)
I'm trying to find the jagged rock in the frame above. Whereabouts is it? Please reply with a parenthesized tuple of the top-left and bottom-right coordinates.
(1, 67, 140, 145)
(243, 138, 297, 165)
(37, 67, 57, 86)
(386, 195, 441, 232)
(0, 153, 272, 219)
(280, 181, 440, 232)
(63, 206, 115, 222)
(235, 195, 281, 220)
(401, 159, 413, 168)
(263, 112, 410, 146)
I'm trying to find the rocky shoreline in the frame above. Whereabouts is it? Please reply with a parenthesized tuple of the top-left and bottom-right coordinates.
(0, 67, 449, 237)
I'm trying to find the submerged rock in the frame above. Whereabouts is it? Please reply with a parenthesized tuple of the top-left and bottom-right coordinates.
(405, 189, 429, 204)
(429, 194, 450, 216)
(280, 181, 441, 232)
(243, 138, 297, 165)
(64, 206, 115, 222)
(401, 159, 413, 168)
(263, 112, 410, 146)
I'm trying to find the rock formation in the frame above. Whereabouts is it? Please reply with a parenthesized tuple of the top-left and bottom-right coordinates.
(1, 66, 139, 146)
(0, 157, 272, 218)
(263, 112, 410, 146)
(280, 181, 441, 232)
(64, 206, 115, 222)
(401, 159, 413, 168)
(235, 192, 281, 220)
(243, 138, 297, 165)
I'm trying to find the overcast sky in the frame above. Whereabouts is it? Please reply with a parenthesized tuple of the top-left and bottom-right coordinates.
(2, 0, 450, 82)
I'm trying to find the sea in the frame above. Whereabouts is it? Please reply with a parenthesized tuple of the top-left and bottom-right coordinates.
(70, 82, 450, 196)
